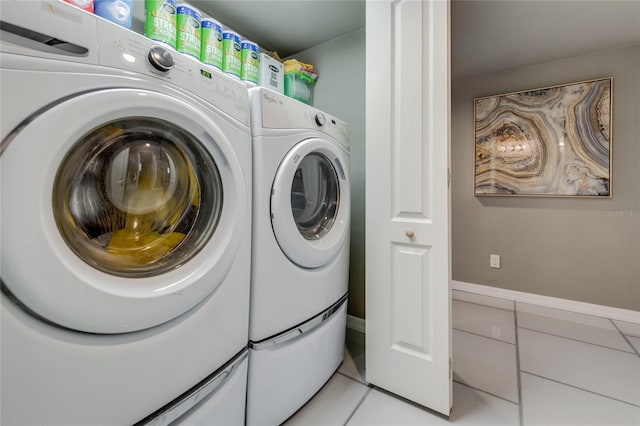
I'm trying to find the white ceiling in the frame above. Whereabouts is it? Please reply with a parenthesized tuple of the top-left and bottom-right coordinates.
(174, 1, 639, 80)
(189, 0, 365, 58)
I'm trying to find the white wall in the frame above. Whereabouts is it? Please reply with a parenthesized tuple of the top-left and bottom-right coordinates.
(292, 28, 366, 318)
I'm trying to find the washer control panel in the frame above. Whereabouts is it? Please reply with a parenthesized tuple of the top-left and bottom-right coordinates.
(257, 88, 349, 150)
(95, 19, 250, 126)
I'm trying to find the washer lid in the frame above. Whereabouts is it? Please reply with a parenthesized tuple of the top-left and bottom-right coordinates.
(1, 88, 248, 334)
(270, 138, 350, 269)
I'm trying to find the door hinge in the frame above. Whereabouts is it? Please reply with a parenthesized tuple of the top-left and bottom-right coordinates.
(449, 357, 453, 379)
(447, 168, 451, 189)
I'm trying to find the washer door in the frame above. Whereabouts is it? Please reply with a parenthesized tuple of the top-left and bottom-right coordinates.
(270, 138, 350, 269)
(1, 88, 248, 333)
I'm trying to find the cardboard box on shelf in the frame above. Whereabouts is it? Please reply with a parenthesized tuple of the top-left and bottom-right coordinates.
(259, 53, 284, 94)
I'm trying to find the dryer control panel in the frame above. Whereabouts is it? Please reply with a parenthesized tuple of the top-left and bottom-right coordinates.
(255, 88, 349, 150)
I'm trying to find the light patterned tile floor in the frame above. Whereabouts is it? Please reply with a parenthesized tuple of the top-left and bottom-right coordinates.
(286, 293, 640, 425)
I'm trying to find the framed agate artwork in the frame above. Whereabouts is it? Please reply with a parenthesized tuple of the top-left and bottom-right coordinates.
(474, 78, 612, 197)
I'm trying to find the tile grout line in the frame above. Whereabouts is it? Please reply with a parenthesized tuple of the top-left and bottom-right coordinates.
(336, 370, 368, 386)
(520, 370, 640, 409)
(367, 384, 455, 419)
(514, 300, 524, 426)
(609, 318, 640, 357)
(342, 387, 372, 426)
(453, 327, 516, 346)
(517, 325, 637, 355)
(453, 380, 519, 406)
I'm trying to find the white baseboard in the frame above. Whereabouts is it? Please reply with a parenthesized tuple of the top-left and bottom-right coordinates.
(452, 280, 640, 324)
(347, 314, 366, 333)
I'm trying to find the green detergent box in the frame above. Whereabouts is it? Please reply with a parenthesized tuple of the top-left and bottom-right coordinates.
(283, 60, 318, 105)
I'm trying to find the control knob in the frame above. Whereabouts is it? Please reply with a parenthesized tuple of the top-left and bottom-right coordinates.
(148, 45, 175, 73)
(315, 112, 326, 126)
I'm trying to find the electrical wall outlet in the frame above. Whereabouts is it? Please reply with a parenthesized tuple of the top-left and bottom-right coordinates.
(490, 254, 501, 269)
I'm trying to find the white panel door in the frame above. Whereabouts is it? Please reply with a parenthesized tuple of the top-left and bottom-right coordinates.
(365, 0, 451, 416)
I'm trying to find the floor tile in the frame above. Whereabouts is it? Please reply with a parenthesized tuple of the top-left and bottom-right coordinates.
(614, 319, 640, 338)
(518, 327, 640, 406)
(516, 302, 634, 352)
(453, 300, 516, 344)
(521, 372, 640, 425)
(453, 329, 519, 403)
(284, 374, 369, 426)
(347, 383, 519, 425)
(449, 382, 520, 425)
(306, 298, 640, 426)
(452, 290, 514, 311)
(347, 388, 446, 425)
(627, 336, 640, 354)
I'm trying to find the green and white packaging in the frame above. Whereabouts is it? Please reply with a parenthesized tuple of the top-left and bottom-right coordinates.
(222, 30, 241, 79)
(144, 0, 177, 48)
(200, 17, 223, 69)
(240, 40, 259, 86)
(176, 3, 201, 59)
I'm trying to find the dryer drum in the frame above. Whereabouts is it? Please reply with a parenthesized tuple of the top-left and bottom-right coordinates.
(52, 117, 223, 278)
(290, 152, 339, 240)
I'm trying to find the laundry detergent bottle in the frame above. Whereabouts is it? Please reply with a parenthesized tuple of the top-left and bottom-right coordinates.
(94, 0, 134, 29)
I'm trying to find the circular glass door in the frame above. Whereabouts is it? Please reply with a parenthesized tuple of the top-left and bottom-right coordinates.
(291, 153, 340, 241)
(1, 88, 247, 333)
(53, 117, 222, 277)
(271, 138, 350, 269)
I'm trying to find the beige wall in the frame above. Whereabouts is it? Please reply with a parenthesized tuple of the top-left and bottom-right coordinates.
(452, 45, 640, 310)
(292, 29, 367, 318)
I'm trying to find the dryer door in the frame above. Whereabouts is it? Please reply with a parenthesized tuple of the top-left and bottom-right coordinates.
(1, 88, 248, 334)
(270, 137, 350, 269)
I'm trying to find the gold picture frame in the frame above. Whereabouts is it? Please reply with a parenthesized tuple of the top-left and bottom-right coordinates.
(474, 78, 612, 197)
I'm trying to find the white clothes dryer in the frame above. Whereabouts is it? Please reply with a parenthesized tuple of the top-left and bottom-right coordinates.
(246, 88, 351, 425)
(1, 2, 251, 425)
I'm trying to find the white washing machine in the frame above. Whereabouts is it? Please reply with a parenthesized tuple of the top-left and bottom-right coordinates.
(246, 87, 351, 425)
(1, 2, 251, 425)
